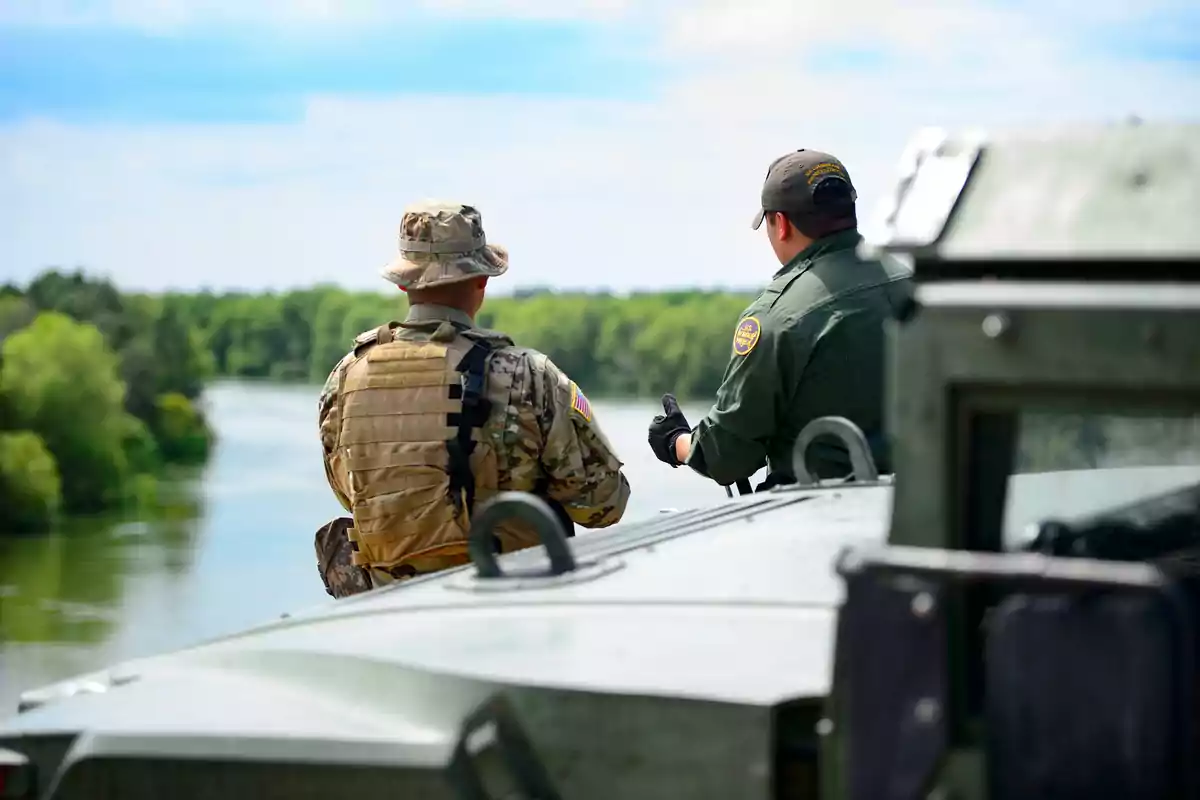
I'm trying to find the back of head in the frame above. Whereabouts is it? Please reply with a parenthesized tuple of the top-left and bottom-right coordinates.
(751, 149, 859, 239)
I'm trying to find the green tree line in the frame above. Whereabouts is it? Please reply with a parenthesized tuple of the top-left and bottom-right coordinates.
(4, 269, 1194, 539)
(153, 281, 1200, 473)
(1, 271, 215, 533)
(156, 284, 757, 398)
(0, 272, 757, 533)
(149, 282, 1200, 472)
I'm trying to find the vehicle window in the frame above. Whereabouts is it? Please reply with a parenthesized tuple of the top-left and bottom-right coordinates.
(1003, 412, 1200, 549)
(1016, 412, 1200, 473)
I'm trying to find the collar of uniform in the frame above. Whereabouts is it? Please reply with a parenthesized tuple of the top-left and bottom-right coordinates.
(772, 228, 863, 280)
(403, 303, 476, 329)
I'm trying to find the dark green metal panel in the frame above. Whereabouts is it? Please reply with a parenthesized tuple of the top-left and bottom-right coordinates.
(826, 120, 1200, 800)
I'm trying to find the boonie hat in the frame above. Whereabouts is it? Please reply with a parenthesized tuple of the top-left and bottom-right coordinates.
(381, 200, 509, 291)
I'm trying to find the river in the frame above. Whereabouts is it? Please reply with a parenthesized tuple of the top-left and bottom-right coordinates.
(0, 381, 759, 712)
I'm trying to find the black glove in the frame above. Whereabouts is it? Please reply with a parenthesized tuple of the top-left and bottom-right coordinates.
(648, 393, 691, 467)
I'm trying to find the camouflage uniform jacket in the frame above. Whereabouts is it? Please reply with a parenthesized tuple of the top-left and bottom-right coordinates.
(317, 303, 631, 560)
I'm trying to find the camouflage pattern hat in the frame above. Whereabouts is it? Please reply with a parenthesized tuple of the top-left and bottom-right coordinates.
(380, 200, 509, 291)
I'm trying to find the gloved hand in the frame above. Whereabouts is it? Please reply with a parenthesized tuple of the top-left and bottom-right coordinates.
(648, 393, 691, 467)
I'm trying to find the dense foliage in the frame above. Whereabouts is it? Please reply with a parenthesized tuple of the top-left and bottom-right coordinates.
(151, 283, 1200, 472)
(0, 431, 62, 531)
(3, 269, 1196, 537)
(157, 285, 756, 399)
(0, 271, 756, 532)
(0, 271, 216, 533)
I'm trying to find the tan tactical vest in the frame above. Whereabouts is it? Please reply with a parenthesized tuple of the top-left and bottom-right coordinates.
(334, 320, 541, 573)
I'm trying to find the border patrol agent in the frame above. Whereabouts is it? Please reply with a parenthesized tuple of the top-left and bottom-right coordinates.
(647, 150, 913, 489)
(315, 200, 631, 597)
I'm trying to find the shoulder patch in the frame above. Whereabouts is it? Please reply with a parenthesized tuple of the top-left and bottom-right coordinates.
(733, 316, 761, 356)
(569, 381, 593, 422)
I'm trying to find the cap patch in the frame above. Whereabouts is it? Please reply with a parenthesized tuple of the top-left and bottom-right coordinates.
(570, 381, 593, 422)
(806, 162, 847, 185)
(733, 316, 761, 356)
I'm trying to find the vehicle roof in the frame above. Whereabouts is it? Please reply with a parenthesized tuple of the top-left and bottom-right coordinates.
(866, 122, 1200, 262)
(5, 465, 1198, 743)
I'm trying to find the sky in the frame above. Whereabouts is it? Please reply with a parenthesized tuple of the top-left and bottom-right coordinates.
(1, 0, 1198, 294)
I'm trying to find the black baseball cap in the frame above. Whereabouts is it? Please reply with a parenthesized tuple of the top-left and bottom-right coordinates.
(750, 149, 858, 232)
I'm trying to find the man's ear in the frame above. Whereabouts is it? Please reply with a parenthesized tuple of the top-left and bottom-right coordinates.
(773, 212, 794, 240)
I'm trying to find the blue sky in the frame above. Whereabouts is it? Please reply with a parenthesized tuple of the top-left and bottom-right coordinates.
(1, 0, 1198, 292)
(0, 18, 659, 124)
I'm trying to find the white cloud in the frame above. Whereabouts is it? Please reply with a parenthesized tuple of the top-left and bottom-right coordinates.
(1, 0, 1198, 292)
(664, 0, 989, 55)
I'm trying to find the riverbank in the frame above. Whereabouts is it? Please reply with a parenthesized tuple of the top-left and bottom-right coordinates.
(1, 274, 216, 533)
(0, 381, 733, 713)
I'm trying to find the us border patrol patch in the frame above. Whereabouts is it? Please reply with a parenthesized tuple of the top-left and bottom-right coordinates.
(733, 316, 761, 356)
(569, 382, 593, 422)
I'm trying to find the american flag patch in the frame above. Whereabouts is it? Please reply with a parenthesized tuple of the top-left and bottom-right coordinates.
(569, 382, 592, 422)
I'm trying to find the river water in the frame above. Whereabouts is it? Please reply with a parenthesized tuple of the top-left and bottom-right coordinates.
(0, 381, 758, 712)
(7, 382, 1199, 714)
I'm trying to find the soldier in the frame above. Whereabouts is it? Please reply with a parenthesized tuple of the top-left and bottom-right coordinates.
(315, 200, 630, 597)
(647, 149, 913, 490)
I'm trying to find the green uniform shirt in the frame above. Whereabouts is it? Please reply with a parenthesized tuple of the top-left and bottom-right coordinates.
(686, 229, 914, 486)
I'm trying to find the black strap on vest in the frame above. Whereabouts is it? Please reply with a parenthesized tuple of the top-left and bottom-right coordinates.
(446, 337, 494, 515)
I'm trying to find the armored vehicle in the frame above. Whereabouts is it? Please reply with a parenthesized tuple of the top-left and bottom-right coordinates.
(2, 122, 1199, 800)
